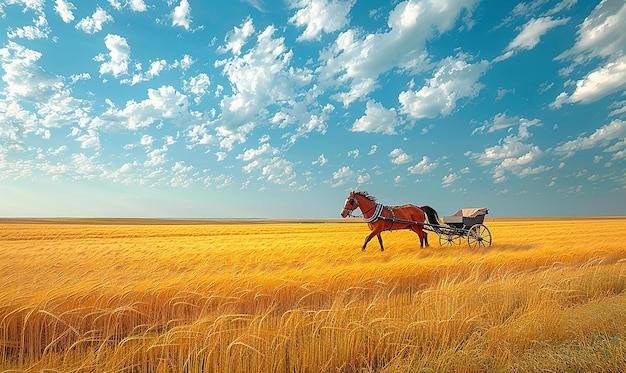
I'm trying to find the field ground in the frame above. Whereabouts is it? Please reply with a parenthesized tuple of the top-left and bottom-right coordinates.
(1, 217, 625, 372)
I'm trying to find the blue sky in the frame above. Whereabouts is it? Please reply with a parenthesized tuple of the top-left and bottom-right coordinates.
(0, 0, 625, 218)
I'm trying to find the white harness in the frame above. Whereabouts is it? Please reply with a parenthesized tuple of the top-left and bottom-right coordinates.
(363, 203, 384, 223)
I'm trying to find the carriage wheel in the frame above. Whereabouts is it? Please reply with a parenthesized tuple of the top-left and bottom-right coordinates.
(439, 232, 461, 247)
(467, 224, 492, 249)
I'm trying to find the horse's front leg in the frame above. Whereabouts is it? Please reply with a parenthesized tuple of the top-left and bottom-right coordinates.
(362, 231, 380, 251)
(376, 233, 384, 251)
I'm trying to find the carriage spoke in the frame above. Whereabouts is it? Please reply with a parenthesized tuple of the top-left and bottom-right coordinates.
(467, 224, 492, 249)
(438, 231, 461, 246)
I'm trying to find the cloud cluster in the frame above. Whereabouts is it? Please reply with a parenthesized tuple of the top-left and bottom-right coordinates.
(1, 0, 624, 203)
(470, 114, 548, 184)
(288, 0, 355, 42)
(318, 0, 479, 107)
(552, 0, 626, 108)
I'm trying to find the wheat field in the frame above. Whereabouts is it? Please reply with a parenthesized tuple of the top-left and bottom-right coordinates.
(1, 217, 625, 372)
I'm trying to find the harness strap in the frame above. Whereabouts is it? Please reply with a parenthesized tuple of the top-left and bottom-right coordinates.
(363, 203, 384, 223)
(386, 206, 395, 230)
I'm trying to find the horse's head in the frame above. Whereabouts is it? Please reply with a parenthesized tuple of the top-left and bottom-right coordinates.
(341, 191, 359, 218)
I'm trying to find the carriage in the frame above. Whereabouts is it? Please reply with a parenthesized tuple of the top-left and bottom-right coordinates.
(428, 207, 492, 249)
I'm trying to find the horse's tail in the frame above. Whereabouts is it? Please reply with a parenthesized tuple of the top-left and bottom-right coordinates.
(420, 205, 440, 226)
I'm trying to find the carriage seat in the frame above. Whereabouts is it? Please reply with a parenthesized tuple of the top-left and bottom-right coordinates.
(442, 208, 488, 228)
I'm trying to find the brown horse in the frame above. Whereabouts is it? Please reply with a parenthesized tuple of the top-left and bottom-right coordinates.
(340, 191, 440, 251)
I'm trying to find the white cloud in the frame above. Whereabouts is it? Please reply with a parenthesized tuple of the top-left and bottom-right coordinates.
(546, 0, 577, 16)
(214, 20, 315, 149)
(210, 174, 234, 189)
(262, 157, 296, 185)
(330, 166, 353, 187)
(184, 73, 211, 102)
(124, 59, 168, 85)
(552, 0, 626, 107)
(288, 0, 355, 42)
(554, 119, 626, 158)
(242, 0, 265, 12)
(241, 154, 297, 185)
(100, 85, 191, 130)
(473, 113, 542, 136)
(55, 0, 75, 23)
(472, 137, 535, 167)
(108, 0, 122, 10)
(550, 56, 626, 108)
(408, 156, 438, 174)
(331, 78, 377, 108)
(351, 100, 400, 135)
(217, 17, 255, 56)
(557, 0, 626, 65)
(76, 7, 113, 34)
(399, 55, 489, 120)
(129, 0, 147, 12)
(357, 172, 370, 184)
(489, 145, 547, 183)
(283, 103, 331, 145)
(216, 23, 292, 124)
(140, 134, 153, 146)
(75, 129, 100, 149)
(312, 154, 328, 165)
(38, 93, 91, 129)
(0, 42, 59, 101)
(216, 152, 227, 161)
(71, 153, 104, 178)
(172, 0, 192, 30)
(0, 42, 90, 137)
(98, 34, 130, 78)
(470, 117, 549, 183)
(145, 145, 168, 167)
(186, 123, 214, 146)
(608, 100, 626, 117)
(389, 148, 411, 165)
(237, 143, 279, 161)
(174, 54, 195, 70)
(0, 0, 45, 13)
(333, 166, 352, 179)
(170, 161, 194, 187)
(318, 0, 479, 107)
(7, 14, 49, 40)
(216, 124, 253, 151)
(518, 165, 552, 178)
(495, 16, 569, 62)
(109, 0, 146, 12)
(442, 173, 460, 187)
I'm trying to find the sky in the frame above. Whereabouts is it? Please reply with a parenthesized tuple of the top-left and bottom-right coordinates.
(0, 0, 625, 219)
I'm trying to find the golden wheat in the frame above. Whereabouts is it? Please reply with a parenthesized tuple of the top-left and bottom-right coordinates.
(1, 218, 625, 372)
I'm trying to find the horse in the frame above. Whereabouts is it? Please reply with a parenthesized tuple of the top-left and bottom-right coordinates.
(340, 191, 440, 251)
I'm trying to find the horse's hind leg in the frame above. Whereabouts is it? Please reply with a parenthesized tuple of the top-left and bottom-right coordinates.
(410, 225, 429, 248)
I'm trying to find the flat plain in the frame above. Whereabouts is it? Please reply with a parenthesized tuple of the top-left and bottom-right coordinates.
(1, 217, 625, 372)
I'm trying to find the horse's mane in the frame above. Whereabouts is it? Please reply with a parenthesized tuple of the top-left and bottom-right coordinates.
(354, 190, 376, 202)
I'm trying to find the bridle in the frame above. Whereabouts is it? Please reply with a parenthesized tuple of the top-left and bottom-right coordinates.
(342, 197, 359, 217)
(342, 195, 380, 220)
